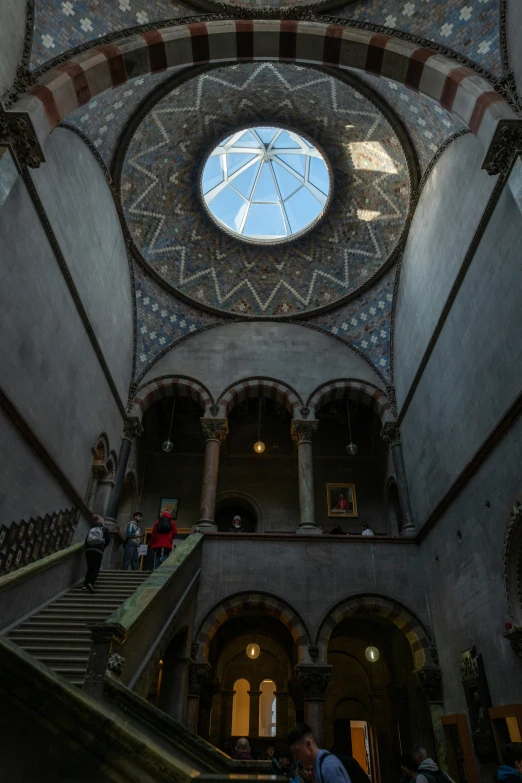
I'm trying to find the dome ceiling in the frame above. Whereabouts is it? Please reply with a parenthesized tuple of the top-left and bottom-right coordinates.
(119, 62, 412, 318)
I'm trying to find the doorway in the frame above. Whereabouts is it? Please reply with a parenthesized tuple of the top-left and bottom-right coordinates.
(332, 718, 372, 777)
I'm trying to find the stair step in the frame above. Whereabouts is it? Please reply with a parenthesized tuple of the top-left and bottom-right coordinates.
(10, 637, 91, 647)
(20, 646, 91, 656)
(34, 655, 89, 666)
(37, 607, 118, 615)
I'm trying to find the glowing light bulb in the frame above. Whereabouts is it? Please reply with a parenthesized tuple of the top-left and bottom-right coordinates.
(254, 441, 265, 454)
(365, 645, 379, 663)
(246, 643, 260, 659)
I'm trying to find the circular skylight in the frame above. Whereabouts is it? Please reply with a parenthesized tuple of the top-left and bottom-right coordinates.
(201, 127, 331, 243)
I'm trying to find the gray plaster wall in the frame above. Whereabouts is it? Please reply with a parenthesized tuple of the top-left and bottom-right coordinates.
(393, 134, 496, 408)
(0, 407, 70, 524)
(31, 128, 134, 404)
(0, 0, 26, 97)
(0, 171, 124, 516)
(142, 321, 384, 404)
(419, 414, 522, 710)
(195, 537, 427, 642)
(400, 181, 522, 527)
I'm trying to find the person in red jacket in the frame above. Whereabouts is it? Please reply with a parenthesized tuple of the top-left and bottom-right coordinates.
(150, 511, 177, 570)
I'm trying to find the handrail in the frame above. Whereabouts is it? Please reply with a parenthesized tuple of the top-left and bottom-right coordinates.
(0, 541, 83, 594)
(84, 533, 203, 698)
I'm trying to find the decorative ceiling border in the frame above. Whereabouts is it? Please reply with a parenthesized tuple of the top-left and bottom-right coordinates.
(111, 59, 419, 323)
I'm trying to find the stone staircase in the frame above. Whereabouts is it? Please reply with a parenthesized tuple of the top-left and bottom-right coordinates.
(6, 570, 150, 686)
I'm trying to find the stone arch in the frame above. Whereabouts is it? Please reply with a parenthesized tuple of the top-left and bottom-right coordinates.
(91, 432, 110, 464)
(316, 593, 437, 670)
(130, 375, 213, 420)
(215, 489, 265, 532)
(503, 493, 522, 624)
(307, 379, 394, 424)
(195, 591, 312, 664)
(12, 20, 517, 151)
(216, 377, 302, 418)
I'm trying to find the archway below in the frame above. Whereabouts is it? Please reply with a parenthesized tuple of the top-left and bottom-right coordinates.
(215, 495, 258, 533)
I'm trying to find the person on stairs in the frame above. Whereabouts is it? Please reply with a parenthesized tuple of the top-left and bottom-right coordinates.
(412, 746, 455, 783)
(497, 742, 522, 783)
(150, 511, 177, 570)
(122, 510, 144, 571)
(83, 514, 110, 593)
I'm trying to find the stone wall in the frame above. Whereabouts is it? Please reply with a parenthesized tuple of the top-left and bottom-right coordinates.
(0, 0, 26, 97)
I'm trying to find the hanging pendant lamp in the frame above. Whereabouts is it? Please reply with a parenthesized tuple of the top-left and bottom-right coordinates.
(345, 399, 358, 456)
(254, 398, 265, 453)
(162, 397, 176, 452)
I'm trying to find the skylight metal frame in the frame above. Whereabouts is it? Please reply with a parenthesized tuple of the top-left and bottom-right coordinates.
(200, 126, 332, 245)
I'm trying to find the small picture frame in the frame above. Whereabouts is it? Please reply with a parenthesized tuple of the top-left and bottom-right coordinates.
(158, 498, 179, 519)
(327, 483, 358, 518)
(0, 525, 8, 550)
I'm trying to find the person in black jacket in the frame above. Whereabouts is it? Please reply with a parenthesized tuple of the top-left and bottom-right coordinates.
(228, 515, 244, 532)
(498, 743, 522, 783)
(83, 514, 110, 593)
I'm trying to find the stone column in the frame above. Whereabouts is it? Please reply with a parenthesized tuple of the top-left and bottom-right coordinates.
(381, 423, 416, 537)
(105, 418, 142, 523)
(275, 691, 289, 738)
(158, 654, 191, 724)
(297, 664, 332, 747)
(94, 473, 114, 517)
(198, 418, 228, 532)
(186, 663, 211, 733)
(87, 463, 106, 510)
(220, 689, 235, 742)
(198, 679, 220, 740)
(248, 689, 262, 738)
(415, 667, 448, 772)
(292, 421, 320, 535)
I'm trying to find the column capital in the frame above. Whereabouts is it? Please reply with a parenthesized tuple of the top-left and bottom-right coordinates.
(296, 664, 332, 701)
(200, 417, 228, 443)
(0, 111, 44, 171)
(414, 666, 443, 704)
(482, 119, 522, 177)
(381, 421, 401, 447)
(123, 417, 143, 441)
(247, 689, 263, 697)
(291, 420, 319, 444)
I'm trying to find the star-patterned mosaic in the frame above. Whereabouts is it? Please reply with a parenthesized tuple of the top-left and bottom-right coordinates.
(338, 0, 501, 76)
(31, 0, 195, 68)
(120, 63, 410, 317)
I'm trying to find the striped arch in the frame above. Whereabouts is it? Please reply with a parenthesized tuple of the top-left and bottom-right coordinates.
(307, 379, 394, 424)
(216, 377, 302, 418)
(195, 592, 311, 664)
(316, 594, 436, 670)
(11, 20, 517, 152)
(130, 376, 213, 420)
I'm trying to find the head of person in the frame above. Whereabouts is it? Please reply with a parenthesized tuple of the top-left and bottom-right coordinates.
(235, 737, 251, 754)
(503, 743, 522, 773)
(233, 515, 242, 527)
(161, 511, 172, 519)
(361, 521, 370, 531)
(279, 754, 291, 770)
(166, 502, 173, 512)
(401, 755, 419, 779)
(288, 723, 319, 766)
(301, 765, 315, 782)
(339, 493, 345, 499)
(266, 744, 276, 759)
(133, 511, 143, 523)
(412, 746, 427, 764)
(92, 514, 104, 526)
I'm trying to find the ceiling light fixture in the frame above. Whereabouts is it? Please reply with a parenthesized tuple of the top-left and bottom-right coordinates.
(247, 643, 260, 659)
(162, 397, 176, 453)
(345, 399, 358, 456)
(254, 398, 265, 454)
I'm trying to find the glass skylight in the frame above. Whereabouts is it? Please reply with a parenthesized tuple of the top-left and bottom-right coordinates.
(201, 127, 331, 243)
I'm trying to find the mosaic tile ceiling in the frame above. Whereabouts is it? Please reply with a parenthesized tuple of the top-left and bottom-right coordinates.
(31, 0, 501, 78)
(120, 63, 411, 318)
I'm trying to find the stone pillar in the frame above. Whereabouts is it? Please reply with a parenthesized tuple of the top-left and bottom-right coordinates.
(275, 691, 289, 738)
(198, 419, 228, 532)
(94, 474, 114, 517)
(292, 421, 320, 535)
(381, 423, 416, 537)
(220, 689, 235, 741)
(187, 663, 211, 733)
(289, 677, 305, 724)
(158, 654, 191, 724)
(415, 667, 448, 772)
(297, 664, 332, 747)
(198, 679, 220, 740)
(248, 689, 262, 738)
(106, 419, 142, 523)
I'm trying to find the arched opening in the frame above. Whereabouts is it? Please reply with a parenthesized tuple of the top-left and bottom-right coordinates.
(215, 496, 258, 532)
(315, 397, 388, 534)
(326, 613, 435, 783)
(259, 679, 277, 737)
(232, 678, 250, 737)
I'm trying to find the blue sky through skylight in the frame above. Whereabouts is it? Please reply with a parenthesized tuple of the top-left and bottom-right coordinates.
(201, 127, 330, 242)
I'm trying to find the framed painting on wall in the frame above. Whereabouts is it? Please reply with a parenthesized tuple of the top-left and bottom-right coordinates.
(327, 483, 358, 518)
(158, 498, 179, 519)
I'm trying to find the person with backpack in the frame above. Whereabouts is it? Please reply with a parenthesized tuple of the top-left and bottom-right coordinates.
(400, 755, 434, 783)
(412, 745, 455, 783)
(288, 723, 353, 783)
(150, 511, 177, 570)
(83, 514, 110, 593)
(122, 511, 144, 571)
(497, 742, 522, 783)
